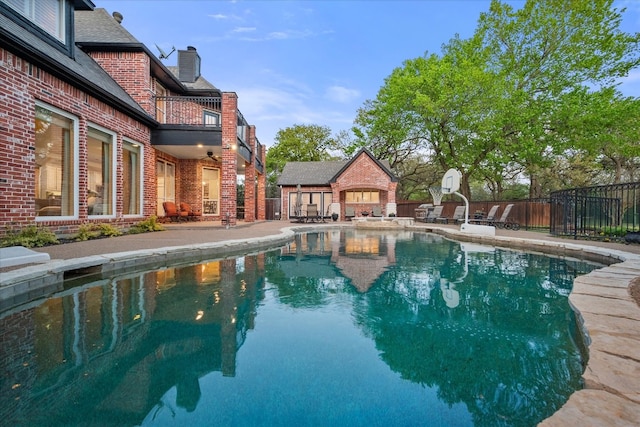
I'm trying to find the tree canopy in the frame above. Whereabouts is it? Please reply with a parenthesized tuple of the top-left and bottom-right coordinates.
(350, 0, 640, 200)
(265, 124, 342, 196)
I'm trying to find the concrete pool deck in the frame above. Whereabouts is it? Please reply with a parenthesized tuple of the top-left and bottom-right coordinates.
(1, 220, 639, 425)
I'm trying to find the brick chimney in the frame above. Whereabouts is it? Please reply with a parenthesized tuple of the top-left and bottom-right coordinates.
(178, 46, 201, 83)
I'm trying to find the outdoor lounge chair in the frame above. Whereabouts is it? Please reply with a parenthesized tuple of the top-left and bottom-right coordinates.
(471, 205, 499, 226)
(372, 206, 383, 217)
(163, 201, 188, 222)
(345, 206, 356, 220)
(425, 205, 444, 223)
(306, 204, 320, 222)
(436, 205, 466, 224)
(492, 204, 520, 230)
(180, 202, 202, 221)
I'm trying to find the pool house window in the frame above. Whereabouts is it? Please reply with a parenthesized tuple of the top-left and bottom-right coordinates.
(87, 126, 115, 216)
(34, 103, 78, 218)
(345, 190, 380, 203)
(122, 140, 143, 216)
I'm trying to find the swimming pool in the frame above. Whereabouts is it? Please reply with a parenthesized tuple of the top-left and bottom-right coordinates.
(0, 230, 600, 426)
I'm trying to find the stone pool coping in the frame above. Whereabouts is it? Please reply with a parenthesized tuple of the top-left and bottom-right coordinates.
(1, 221, 639, 425)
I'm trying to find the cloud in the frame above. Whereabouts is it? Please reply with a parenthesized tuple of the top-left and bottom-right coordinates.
(325, 86, 361, 104)
(233, 26, 256, 33)
(232, 82, 356, 146)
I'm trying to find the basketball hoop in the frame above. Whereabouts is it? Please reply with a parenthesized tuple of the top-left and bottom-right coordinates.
(429, 186, 444, 206)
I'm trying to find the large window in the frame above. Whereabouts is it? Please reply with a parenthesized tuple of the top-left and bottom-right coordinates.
(4, 0, 66, 42)
(122, 140, 142, 216)
(35, 103, 77, 218)
(87, 126, 114, 216)
(202, 167, 220, 215)
(288, 191, 332, 217)
(346, 190, 380, 203)
(156, 159, 175, 216)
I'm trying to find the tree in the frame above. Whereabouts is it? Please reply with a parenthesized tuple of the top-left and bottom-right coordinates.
(477, 0, 640, 196)
(265, 124, 343, 196)
(351, 0, 640, 200)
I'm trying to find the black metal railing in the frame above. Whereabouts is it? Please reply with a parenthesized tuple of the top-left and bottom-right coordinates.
(550, 182, 640, 240)
(154, 96, 222, 125)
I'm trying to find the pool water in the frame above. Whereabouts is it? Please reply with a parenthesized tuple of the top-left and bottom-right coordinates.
(0, 230, 600, 426)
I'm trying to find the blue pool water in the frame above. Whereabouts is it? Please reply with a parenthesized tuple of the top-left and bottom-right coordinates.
(0, 230, 600, 426)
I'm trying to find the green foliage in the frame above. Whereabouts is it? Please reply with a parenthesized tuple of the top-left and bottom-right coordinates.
(75, 223, 123, 241)
(351, 0, 640, 199)
(266, 124, 345, 196)
(0, 224, 58, 248)
(128, 216, 164, 234)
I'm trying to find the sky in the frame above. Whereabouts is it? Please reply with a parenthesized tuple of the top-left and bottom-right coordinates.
(99, 0, 640, 148)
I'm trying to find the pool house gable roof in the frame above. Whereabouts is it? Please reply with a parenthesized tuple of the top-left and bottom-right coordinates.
(277, 148, 396, 187)
(331, 148, 397, 184)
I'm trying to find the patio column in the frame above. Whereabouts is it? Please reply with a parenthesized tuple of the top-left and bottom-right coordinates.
(244, 125, 256, 222)
(221, 92, 237, 226)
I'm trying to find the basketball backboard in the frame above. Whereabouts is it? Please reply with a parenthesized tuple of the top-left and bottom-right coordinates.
(441, 169, 461, 194)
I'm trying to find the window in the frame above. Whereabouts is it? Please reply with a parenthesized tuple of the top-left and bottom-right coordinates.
(122, 140, 143, 216)
(203, 111, 220, 127)
(202, 167, 220, 215)
(156, 159, 175, 216)
(35, 103, 77, 218)
(87, 126, 115, 216)
(4, 0, 66, 42)
(345, 190, 380, 203)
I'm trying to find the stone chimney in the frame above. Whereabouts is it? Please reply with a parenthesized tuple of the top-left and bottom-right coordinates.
(178, 46, 201, 83)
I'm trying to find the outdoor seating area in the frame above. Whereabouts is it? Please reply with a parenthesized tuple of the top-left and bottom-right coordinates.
(436, 205, 466, 224)
(162, 202, 203, 222)
(470, 204, 520, 229)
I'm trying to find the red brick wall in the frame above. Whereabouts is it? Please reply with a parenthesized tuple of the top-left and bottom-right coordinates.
(220, 92, 238, 225)
(87, 51, 154, 117)
(0, 47, 153, 236)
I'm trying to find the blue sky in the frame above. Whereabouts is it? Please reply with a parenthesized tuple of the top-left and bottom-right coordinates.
(100, 0, 640, 147)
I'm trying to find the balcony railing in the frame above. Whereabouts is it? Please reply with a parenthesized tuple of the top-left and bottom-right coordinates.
(154, 96, 222, 126)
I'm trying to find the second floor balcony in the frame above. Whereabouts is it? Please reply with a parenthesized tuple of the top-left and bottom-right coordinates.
(155, 95, 222, 127)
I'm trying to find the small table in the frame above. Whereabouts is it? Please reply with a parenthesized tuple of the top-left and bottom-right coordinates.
(361, 211, 369, 217)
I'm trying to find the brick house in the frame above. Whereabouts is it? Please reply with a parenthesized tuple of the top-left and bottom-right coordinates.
(0, 0, 265, 236)
(277, 148, 398, 220)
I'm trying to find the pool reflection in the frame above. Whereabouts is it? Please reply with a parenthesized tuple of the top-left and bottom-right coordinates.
(0, 230, 598, 426)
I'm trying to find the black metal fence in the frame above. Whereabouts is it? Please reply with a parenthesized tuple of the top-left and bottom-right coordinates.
(550, 182, 640, 240)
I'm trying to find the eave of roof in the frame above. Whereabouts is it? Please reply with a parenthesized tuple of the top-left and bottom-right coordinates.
(0, 13, 155, 127)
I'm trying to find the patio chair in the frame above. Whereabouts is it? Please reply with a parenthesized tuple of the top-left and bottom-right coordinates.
(372, 206, 383, 217)
(180, 202, 202, 221)
(492, 204, 520, 230)
(471, 205, 499, 226)
(425, 205, 444, 223)
(436, 205, 466, 224)
(163, 201, 188, 222)
(306, 204, 320, 222)
(345, 206, 356, 220)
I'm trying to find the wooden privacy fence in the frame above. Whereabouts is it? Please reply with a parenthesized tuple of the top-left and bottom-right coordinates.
(397, 199, 551, 230)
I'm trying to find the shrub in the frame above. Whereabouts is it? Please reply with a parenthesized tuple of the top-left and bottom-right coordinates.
(128, 216, 164, 234)
(74, 223, 123, 241)
(0, 224, 59, 248)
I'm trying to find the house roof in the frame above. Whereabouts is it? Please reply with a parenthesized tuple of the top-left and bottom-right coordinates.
(75, 8, 220, 96)
(0, 8, 153, 126)
(75, 8, 139, 44)
(166, 66, 219, 91)
(277, 148, 396, 186)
